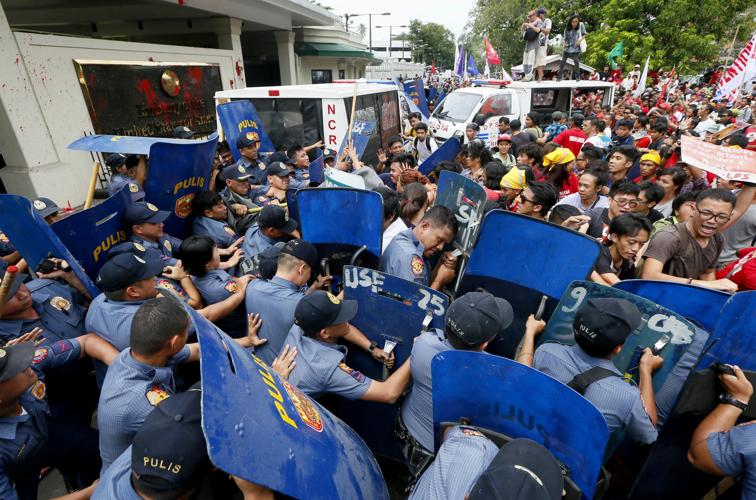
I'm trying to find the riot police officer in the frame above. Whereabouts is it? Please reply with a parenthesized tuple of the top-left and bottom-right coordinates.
(123, 201, 182, 265)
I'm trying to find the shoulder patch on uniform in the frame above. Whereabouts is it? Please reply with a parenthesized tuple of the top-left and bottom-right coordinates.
(224, 281, 238, 293)
(259, 164, 266, 171)
(32, 347, 49, 364)
(146, 386, 170, 406)
(338, 362, 366, 383)
(33, 200, 47, 210)
(460, 427, 485, 438)
(0, 232, 8, 243)
(223, 226, 236, 235)
(129, 183, 139, 193)
(49, 296, 71, 312)
(31, 380, 46, 400)
(133, 242, 146, 252)
(258, 196, 267, 203)
(163, 240, 172, 252)
(281, 379, 323, 432)
(302, 172, 310, 179)
(411, 255, 425, 277)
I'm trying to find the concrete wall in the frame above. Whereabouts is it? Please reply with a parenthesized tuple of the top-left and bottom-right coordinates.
(1, 33, 239, 203)
(297, 56, 366, 84)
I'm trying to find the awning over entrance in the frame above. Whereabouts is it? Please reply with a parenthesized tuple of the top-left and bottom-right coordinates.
(295, 42, 378, 62)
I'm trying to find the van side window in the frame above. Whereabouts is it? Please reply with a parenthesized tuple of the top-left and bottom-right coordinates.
(480, 94, 512, 116)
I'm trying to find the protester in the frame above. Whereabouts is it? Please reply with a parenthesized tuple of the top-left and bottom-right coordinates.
(516, 181, 558, 221)
(558, 14, 586, 81)
(591, 214, 651, 285)
(555, 168, 609, 213)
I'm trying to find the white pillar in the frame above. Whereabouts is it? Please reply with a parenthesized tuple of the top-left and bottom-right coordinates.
(273, 30, 296, 85)
(216, 18, 246, 89)
(0, 1, 62, 197)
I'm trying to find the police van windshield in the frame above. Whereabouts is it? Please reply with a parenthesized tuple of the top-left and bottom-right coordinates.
(432, 92, 482, 123)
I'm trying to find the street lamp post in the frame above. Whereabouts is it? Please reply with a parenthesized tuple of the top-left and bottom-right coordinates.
(344, 12, 390, 52)
(375, 25, 408, 59)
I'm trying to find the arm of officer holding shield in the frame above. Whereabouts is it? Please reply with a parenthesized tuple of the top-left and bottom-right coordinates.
(343, 323, 395, 368)
(198, 274, 253, 322)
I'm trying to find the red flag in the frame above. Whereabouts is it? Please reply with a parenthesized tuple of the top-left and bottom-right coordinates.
(431, 60, 437, 74)
(656, 67, 676, 106)
(484, 37, 501, 65)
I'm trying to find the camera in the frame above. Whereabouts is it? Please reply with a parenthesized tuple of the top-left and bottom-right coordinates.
(36, 254, 71, 275)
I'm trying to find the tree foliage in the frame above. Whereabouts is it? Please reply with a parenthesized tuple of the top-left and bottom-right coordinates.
(465, 0, 754, 74)
(407, 20, 456, 69)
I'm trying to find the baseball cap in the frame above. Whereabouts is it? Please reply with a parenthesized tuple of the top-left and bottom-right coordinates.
(445, 292, 513, 346)
(497, 134, 513, 143)
(468, 438, 564, 500)
(97, 252, 164, 292)
(573, 298, 641, 350)
(107, 241, 150, 260)
(124, 201, 170, 227)
(267, 151, 289, 164)
(258, 242, 285, 279)
(0, 266, 25, 306)
(294, 291, 358, 335)
(222, 163, 252, 182)
(280, 239, 319, 271)
(237, 133, 260, 150)
(131, 389, 208, 494)
(105, 153, 127, 168)
(266, 162, 291, 178)
(172, 126, 195, 139)
(0, 343, 35, 382)
(32, 197, 60, 218)
(258, 205, 297, 233)
(536, 7, 547, 14)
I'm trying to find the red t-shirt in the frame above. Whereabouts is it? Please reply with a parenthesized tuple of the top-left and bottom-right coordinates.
(635, 136, 652, 149)
(554, 128, 588, 157)
(716, 248, 756, 291)
(558, 173, 580, 200)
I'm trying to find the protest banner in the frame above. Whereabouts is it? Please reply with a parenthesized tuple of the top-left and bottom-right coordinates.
(680, 135, 756, 183)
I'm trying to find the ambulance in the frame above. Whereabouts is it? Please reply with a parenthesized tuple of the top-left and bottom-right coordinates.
(428, 80, 615, 147)
(215, 83, 402, 165)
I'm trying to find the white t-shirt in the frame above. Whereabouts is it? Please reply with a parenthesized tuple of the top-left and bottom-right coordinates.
(382, 218, 409, 254)
(555, 192, 610, 213)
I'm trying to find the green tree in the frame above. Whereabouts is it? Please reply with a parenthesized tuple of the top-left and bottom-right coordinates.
(407, 20, 456, 69)
(467, 0, 754, 74)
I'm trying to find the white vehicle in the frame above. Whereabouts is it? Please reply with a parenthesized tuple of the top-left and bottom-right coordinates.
(428, 80, 615, 147)
(215, 83, 402, 165)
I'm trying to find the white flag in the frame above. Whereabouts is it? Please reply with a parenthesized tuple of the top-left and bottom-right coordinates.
(716, 32, 756, 104)
(633, 56, 650, 97)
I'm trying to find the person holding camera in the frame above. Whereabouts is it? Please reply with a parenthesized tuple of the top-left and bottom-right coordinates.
(520, 10, 543, 81)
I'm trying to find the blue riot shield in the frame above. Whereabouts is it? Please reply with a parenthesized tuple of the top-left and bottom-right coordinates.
(297, 188, 383, 280)
(309, 148, 326, 185)
(628, 291, 756, 500)
(435, 171, 487, 255)
(0, 195, 99, 296)
(432, 350, 609, 499)
(614, 279, 729, 332)
(538, 280, 700, 393)
(418, 136, 462, 176)
(68, 133, 219, 238)
(403, 79, 430, 119)
(216, 100, 276, 160)
(457, 211, 600, 358)
(195, 307, 389, 499)
(51, 185, 132, 283)
(336, 266, 449, 459)
(336, 121, 376, 161)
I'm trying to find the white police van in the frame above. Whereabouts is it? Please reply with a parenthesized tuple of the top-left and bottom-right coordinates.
(429, 80, 615, 146)
(215, 83, 402, 165)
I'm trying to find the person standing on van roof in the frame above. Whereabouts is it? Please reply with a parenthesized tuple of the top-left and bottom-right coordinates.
(535, 8, 552, 82)
(520, 10, 543, 81)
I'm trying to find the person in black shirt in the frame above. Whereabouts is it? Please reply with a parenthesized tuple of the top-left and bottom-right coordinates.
(592, 214, 651, 285)
(636, 181, 665, 223)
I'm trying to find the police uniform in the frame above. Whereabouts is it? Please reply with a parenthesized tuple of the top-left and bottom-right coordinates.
(284, 325, 371, 399)
(193, 269, 239, 305)
(97, 346, 190, 471)
(131, 235, 182, 266)
(401, 329, 454, 451)
(238, 157, 268, 186)
(0, 339, 98, 499)
(249, 185, 286, 207)
(245, 277, 306, 365)
(192, 216, 239, 249)
(108, 175, 144, 200)
(243, 223, 278, 258)
(0, 279, 86, 344)
(0, 231, 16, 257)
(534, 343, 658, 443)
(410, 426, 499, 500)
(706, 423, 756, 498)
(92, 445, 140, 500)
(380, 228, 429, 286)
(289, 167, 310, 190)
(85, 295, 145, 352)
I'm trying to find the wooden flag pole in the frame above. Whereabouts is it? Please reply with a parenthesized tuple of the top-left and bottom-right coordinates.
(84, 160, 100, 209)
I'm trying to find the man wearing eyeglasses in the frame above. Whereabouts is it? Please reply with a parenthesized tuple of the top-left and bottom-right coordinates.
(586, 182, 641, 242)
(641, 189, 741, 292)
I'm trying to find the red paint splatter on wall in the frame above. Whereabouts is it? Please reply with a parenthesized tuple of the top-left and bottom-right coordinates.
(230, 79, 235, 88)
(136, 78, 171, 124)
(235, 61, 243, 77)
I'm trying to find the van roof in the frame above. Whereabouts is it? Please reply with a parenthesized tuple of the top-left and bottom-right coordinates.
(459, 80, 615, 94)
(215, 83, 395, 100)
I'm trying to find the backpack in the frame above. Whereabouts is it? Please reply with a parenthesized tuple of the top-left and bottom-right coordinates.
(523, 27, 539, 42)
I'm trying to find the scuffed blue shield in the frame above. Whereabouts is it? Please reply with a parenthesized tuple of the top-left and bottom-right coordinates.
(457, 211, 600, 358)
(195, 307, 388, 499)
(308, 148, 326, 185)
(403, 79, 430, 119)
(614, 279, 729, 332)
(628, 291, 756, 500)
(0, 195, 99, 296)
(51, 185, 132, 283)
(538, 280, 700, 392)
(418, 136, 462, 176)
(336, 266, 449, 459)
(216, 100, 276, 160)
(336, 121, 376, 161)
(68, 134, 219, 238)
(432, 350, 609, 499)
(297, 188, 383, 277)
(435, 171, 486, 255)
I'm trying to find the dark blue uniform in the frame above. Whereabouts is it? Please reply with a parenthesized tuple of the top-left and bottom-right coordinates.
(239, 158, 268, 186)
(192, 216, 239, 249)
(0, 232, 16, 257)
(289, 168, 310, 190)
(242, 223, 278, 259)
(131, 235, 182, 266)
